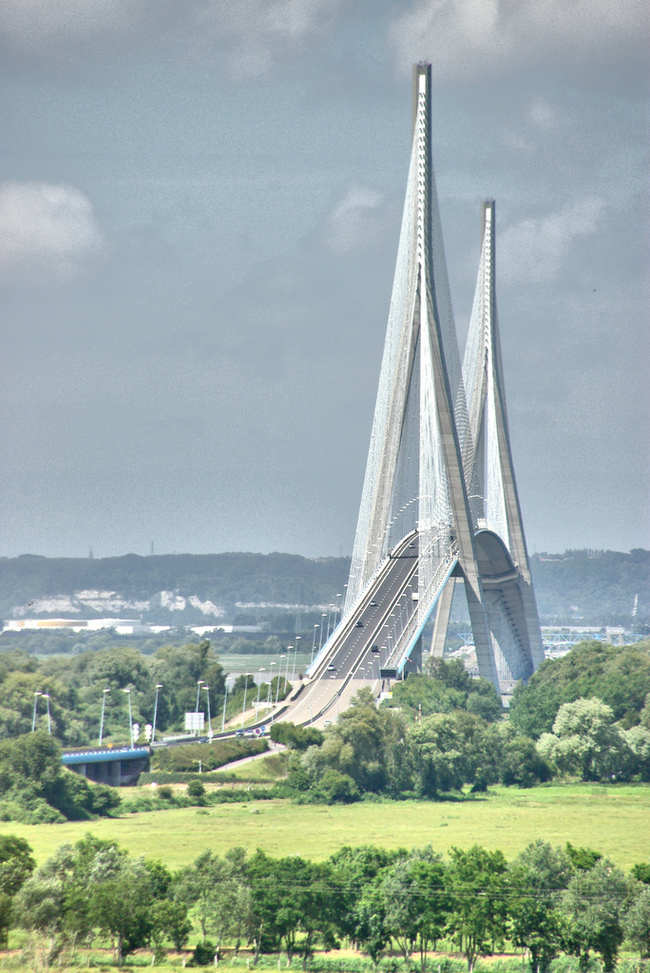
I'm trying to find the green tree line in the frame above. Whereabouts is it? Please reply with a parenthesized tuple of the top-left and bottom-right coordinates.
(4, 834, 650, 969)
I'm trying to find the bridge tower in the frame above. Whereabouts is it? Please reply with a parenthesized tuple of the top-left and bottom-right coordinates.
(344, 64, 543, 691)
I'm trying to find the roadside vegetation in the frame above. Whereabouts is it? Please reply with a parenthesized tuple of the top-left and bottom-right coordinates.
(273, 647, 650, 804)
(0, 641, 649, 823)
(0, 639, 290, 750)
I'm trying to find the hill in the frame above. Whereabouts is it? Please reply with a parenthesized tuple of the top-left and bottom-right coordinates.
(0, 547, 647, 629)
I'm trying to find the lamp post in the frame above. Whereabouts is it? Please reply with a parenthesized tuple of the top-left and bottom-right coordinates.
(292, 637, 301, 681)
(311, 624, 319, 665)
(319, 614, 327, 652)
(203, 685, 212, 740)
(31, 692, 41, 732)
(98, 687, 110, 746)
(221, 682, 229, 733)
(335, 594, 342, 629)
(286, 647, 293, 689)
(42, 694, 51, 735)
(195, 679, 204, 713)
(276, 656, 285, 707)
(151, 684, 163, 744)
(241, 673, 252, 729)
(122, 688, 134, 749)
(255, 669, 265, 719)
(268, 663, 276, 715)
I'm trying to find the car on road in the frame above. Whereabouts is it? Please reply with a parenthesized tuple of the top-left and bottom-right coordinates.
(370, 600, 378, 607)
(371, 645, 380, 652)
(327, 663, 336, 671)
(355, 620, 364, 627)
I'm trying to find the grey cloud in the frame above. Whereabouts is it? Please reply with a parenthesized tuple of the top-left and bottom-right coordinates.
(499, 198, 605, 284)
(323, 185, 388, 254)
(194, 0, 343, 77)
(389, 0, 648, 82)
(0, 181, 104, 285)
(0, 0, 343, 75)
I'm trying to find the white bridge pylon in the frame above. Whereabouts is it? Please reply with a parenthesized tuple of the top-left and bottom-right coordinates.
(340, 63, 543, 693)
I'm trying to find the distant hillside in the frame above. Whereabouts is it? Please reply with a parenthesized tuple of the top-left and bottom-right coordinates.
(0, 552, 350, 626)
(0, 548, 647, 629)
(530, 549, 649, 626)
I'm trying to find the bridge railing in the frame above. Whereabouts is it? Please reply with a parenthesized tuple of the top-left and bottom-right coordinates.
(381, 544, 458, 676)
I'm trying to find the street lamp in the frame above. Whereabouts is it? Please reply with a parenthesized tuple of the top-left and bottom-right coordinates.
(255, 669, 265, 719)
(268, 663, 276, 715)
(319, 614, 327, 652)
(151, 684, 163, 744)
(276, 657, 285, 707)
(195, 679, 204, 713)
(31, 692, 41, 732)
(292, 637, 301, 681)
(98, 687, 110, 746)
(241, 673, 252, 729)
(42, 694, 51, 735)
(122, 688, 134, 749)
(286, 647, 293, 688)
(221, 682, 229, 733)
(311, 624, 319, 665)
(203, 685, 212, 740)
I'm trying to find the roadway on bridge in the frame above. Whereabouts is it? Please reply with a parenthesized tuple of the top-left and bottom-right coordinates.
(283, 532, 420, 727)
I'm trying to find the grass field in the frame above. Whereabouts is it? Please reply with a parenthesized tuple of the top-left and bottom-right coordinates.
(222, 652, 312, 680)
(1, 783, 648, 870)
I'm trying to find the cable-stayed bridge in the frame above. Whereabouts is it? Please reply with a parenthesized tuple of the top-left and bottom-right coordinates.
(284, 63, 544, 727)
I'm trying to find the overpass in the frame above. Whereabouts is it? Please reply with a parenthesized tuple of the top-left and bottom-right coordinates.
(62, 746, 150, 786)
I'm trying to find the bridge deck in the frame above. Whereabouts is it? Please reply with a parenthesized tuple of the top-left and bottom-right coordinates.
(283, 533, 419, 727)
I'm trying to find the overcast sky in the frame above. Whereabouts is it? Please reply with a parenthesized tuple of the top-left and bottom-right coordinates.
(1, 0, 648, 560)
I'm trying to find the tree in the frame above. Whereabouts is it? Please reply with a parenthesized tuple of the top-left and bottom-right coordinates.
(425, 657, 473, 692)
(313, 768, 359, 803)
(410, 857, 449, 965)
(445, 846, 509, 972)
(150, 899, 192, 957)
(498, 731, 552, 787)
(537, 698, 631, 781)
(303, 690, 411, 795)
(409, 714, 468, 796)
(381, 858, 421, 959)
(509, 642, 650, 739)
(16, 843, 78, 964)
(0, 835, 35, 947)
(355, 881, 391, 968)
(565, 842, 602, 872)
(88, 859, 154, 965)
(175, 848, 251, 959)
(381, 852, 449, 966)
(0, 835, 35, 896)
(631, 862, 650, 885)
(174, 850, 222, 944)
(508, 841, 572, 973)
(409, 711, 500, 796)
(623, 724, 650, 780)
(270, 721, 324, 750)
(562, 858, 632, 972)
(623, 885, 650, 958)
(328, 845, 402, 945)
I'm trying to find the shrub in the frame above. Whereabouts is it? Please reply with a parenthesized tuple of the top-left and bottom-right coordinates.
(192, 939, 216, 965)
(187, 780, 205, 801)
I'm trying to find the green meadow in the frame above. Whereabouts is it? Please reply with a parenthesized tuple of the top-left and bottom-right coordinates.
(0, 783, 648, 870)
